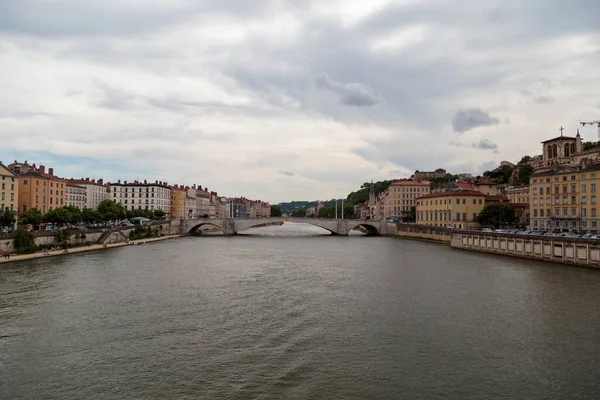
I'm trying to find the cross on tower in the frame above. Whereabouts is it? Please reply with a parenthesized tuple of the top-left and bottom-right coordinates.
(559, 126, 564, 136)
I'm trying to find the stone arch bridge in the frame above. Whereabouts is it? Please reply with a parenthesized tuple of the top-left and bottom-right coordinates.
(184, 217, 388, 236)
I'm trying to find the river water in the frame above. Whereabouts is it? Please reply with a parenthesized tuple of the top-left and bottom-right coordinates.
(1, 223, 600, 399)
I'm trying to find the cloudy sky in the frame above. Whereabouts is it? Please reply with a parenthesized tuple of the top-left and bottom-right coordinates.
(1, 0, 599, 202)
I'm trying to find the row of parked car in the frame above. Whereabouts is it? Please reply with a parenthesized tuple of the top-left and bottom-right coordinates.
(481, 228, 600, 239)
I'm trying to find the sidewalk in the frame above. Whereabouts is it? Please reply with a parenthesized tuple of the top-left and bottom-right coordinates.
(0, 235, 182, 265)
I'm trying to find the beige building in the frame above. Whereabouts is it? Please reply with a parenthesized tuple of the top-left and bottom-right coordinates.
(66, 183, 87, 210)
(387, 180, 430, 219)
(10, 162, 65, 214)
(412, 168, 446, 180)
(185, 187, 197, 219)
(505, 185, 530, 204)
(109, 180, 171, 214)
(416, 190, 486, 229)
(196, 188, 211, 218)
(0, 162, 18, 214)
(475, 181, 500, 196)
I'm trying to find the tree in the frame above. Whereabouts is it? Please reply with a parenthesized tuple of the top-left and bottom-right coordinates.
(43, 207, 72, 225)
(19, 208, 43, 229)
(14, 226, 35, 253)
(518, 164, 534, 185)
(270, 204, 283, 217)
(81, 208, 102, 224)
(404, 207, 416, 223)
(62, 205, 82, 224)
(97, 199, 126, 222)
(518, 155, 531, 165)
(583, 141, 599, 151)
(0, 208, 16, 227)
(291, 208, 307, 217)
(153, 209, 166, 219)
(476, 203, 516, 229)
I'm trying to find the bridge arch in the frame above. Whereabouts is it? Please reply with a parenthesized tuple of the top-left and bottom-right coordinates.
(188, 221, 223, 234)
(352, 223, 380, 236)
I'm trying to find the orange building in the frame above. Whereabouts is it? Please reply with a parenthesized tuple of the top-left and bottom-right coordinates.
(170, 185, 187, 219)
(9, 162, 66, 215)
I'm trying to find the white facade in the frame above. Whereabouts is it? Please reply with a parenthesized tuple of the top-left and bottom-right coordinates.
(66, 184, 87, 210)
(109, 180, 171, 214)
(66, 179, 109, 209)
(196, 190, 210, 217)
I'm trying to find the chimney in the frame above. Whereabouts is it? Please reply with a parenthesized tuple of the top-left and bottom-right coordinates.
(124, 180, 128, 184)
(48, 167, 54, 176)
(39, 165, 45, 174)
(98, 179, 103, 185)
(144, 180, 147, 184)
(92, 179, 96, 183)
(118, 180, 121, 184)
(86, 178, 90, 181)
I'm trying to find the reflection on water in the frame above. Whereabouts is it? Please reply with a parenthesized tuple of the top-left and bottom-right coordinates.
(1, 234, 600, 399)
(238, 221, 365, 236)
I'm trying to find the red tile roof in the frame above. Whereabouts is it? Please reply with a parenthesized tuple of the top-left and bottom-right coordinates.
(416, 190, 485, 199)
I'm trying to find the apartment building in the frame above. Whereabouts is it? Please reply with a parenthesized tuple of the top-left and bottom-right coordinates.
(505, 185, 530, 204)
(9, 162, 65, 214)
(0, 162, 18, 213)
(170, 185, 186, 219)
(66, 178, 109, 209)
(416, 190, 486, 229)
(109, 180, 171, 214)
(387, 180, 430, 219)
(66, 183, 87, 209)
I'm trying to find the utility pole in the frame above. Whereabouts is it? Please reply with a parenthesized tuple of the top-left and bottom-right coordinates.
(341, 199, 344, 220)
(335, 200, 338, 219)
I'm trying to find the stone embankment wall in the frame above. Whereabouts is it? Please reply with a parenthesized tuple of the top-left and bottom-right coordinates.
(0, 221, 177, 254)
(451, 231, 600, 268)
(394, 223, 452, 243)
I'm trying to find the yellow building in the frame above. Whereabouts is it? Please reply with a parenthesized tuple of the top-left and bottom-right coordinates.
(529, 162, 600, 233)
(416, 190, 486, 229)
(0, 162, 18, 214)
(9, 162, 65, 215)
(170, 185, 187, 219)
(475, 181, 499, 196)
(387, 180, 430, 218)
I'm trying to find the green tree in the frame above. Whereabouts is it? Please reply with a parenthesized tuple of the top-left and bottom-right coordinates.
(476, 203, 516, 229)
(318, 206, 335, 218)
(14, 226, 35, 253)
(518, 155, 531, 165)
(583, 141, 599, 151)
(291, 208, 307, 217)
(97, 199, 126, 222)
(81, 208, 102, 224)
(153, 209, 166, 219)
(63, 205, 82, 224)
(19, 208, 43, 229)
(43, 207, 72, 225)
(270, 204, 283, 217)
(0, 208, 16, 227)
(518, 164, 534, 185)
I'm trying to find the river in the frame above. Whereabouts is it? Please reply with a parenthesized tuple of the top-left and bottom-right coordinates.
(1, 222, 599, 399)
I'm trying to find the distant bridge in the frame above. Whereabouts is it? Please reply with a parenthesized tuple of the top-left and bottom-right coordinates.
(184, 217, 390, 236)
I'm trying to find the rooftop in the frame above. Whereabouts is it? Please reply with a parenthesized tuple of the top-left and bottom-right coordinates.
(416, 190, 485, 199)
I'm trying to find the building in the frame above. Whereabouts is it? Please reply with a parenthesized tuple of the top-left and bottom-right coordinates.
(386, 180, 431, 219)
(505, 185, 530, 204)
(412, 168, 446, 181)
(66, 183, 87, 210)
(66, 178, 109, 209)
(185, 187, 197, 219)
(415, 190, 486, 229)
(196, 187, 211, 218)
(500, 160, 516, 168)
(9, 162, 66, 214)
(475, 181, 500, 196)
(109, 180, 171, 214)
(0, 162, 18, 214)
(170, 185, 186, 219)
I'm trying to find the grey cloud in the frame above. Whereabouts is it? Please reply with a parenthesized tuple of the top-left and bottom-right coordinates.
(452, 109, 500, 133)
(449, 141, 466, 147)
(314, 73, 382, 107)
(278, 170, 295, 176)
(471, 139, 498, 150)
(535, 95, 553, 104)
(94, 81, 135, 110)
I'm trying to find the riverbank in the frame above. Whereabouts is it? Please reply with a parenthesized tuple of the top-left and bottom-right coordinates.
(0, 234, 182, 265)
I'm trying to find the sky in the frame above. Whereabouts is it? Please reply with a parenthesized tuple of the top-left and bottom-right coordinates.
(1, 0, 599, 203)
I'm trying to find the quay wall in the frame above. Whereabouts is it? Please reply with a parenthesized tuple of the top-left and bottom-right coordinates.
(0, 221, 177, 254)
(451, 231, 600, 268)
(394, 223, 451, 243)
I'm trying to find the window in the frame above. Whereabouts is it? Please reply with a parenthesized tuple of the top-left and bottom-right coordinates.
(563, 185, 567, 194)
(593, 208, 597, 217)
(592, 184, 597, 192)
(571, 175, 576, 181)
(592, 173, 596, 179)
(582, 174, 587, 180)
(571, 184, 576, 193)
(563, 176, 567, 181)
(473, 199, 476, 205)
(571, 196, 576, 204)
(533, 188, 538, 195)
(540, 198, 544, 205)
(572, 208, 576, 216)
(23, 179, 27, 185)
(593, 196, 597, 205)
(555, 209, 559, 216)
(540, 209, 544, 217)
(534, 209, 538, 217)
(540, 187, 544, 195)
(462, 199, 466, 205)
(593, 221, 598, 228)
(533, 198, 538, 206)
(555, 187, 559, 194)
(462, 212, 466, 221)
(582, 196, 587, 204)
(582, 184, 587, 193)
(563, 209, 567, 216)
(583, 208, 587, 217)
(456, 212, 460, 220)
